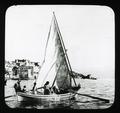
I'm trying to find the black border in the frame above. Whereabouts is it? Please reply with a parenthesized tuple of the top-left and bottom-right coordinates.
(0, 0, 119, 113)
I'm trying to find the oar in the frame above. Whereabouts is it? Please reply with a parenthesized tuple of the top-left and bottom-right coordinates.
(5, 95, 16, 99)
(70, 90, 110, 103)
(36, 86, 44, 90)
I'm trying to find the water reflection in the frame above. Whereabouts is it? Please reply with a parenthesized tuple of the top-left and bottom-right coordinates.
(14, 99, 76, 109)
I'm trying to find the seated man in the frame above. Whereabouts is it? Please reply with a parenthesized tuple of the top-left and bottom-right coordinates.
(44, 81, 50, 95)
(22, 85, 27, 92)
(59, 88, 69, 94)
(52, 86, 59, 94)
(14, 80, 22, 93)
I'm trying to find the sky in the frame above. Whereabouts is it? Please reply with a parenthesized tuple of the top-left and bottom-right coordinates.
(5, 5, 115, 79)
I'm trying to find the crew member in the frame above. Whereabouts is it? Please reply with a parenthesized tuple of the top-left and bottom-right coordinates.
(44, 81, 50, 95)
(52, 86, 59, 94)
(22, 85, 27, 92)
(14, 80, 21, 93)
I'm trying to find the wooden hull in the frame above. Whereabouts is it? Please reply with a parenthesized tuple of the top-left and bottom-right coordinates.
(17, 92, 75, 102)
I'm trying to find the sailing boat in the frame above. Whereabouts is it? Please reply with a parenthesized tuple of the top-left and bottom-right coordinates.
(17, 12, 80, 102)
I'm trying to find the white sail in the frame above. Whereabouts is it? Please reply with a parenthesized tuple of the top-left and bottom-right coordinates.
(36, 13, 70, 89)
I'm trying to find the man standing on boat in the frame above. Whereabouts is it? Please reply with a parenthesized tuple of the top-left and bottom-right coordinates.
(31, 82, 36, 93)
(30, 76, 37, 94)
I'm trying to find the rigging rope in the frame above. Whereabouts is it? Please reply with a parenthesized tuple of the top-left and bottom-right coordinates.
(35, 16, 54, 86)
(40, 16, 54, 69)
(51, 61, 63, 88)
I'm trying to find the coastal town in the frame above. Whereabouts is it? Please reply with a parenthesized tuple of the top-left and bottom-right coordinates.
(5, 59, 96, 81)
(5, 59, 41, 80)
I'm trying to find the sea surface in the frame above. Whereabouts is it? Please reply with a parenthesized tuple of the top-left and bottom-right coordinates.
(4, 78, 114, 109)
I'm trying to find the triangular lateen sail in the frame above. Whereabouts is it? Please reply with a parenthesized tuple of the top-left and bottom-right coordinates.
(36, 13, 71, 90)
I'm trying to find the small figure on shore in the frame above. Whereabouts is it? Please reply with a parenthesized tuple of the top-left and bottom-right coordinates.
(34, 76, 37, 80)
(44, 81, 50, 95)
(78, 83, 81, 88)
(14, 80, 21, 93)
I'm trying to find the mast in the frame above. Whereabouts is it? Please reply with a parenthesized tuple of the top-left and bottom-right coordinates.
(36, 12, 77, 90)
(53, 12, 77, 87)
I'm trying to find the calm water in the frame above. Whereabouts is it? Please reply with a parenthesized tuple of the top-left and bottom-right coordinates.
(5, 78, 114, 109)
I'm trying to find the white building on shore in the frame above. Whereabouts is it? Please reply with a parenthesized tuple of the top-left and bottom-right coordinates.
(5, 59, 41, 80)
